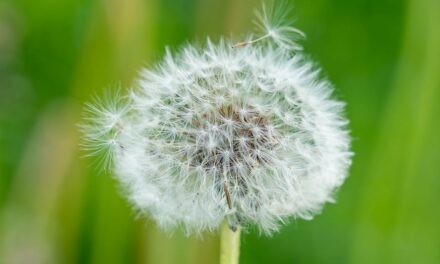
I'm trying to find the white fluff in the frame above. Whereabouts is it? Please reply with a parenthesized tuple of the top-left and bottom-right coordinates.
(81, 4, 352, 235)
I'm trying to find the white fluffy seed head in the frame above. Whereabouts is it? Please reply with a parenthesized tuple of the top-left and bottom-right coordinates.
(81, 3, 352, 235)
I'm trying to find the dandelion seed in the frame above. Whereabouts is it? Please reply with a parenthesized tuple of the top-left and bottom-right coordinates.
(80, 3, 352, 236)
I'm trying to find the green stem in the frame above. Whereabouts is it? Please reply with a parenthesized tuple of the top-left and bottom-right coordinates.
(220, 220, 241, 264)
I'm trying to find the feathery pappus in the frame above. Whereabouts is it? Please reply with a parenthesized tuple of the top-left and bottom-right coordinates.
(80, 2, 352, 235)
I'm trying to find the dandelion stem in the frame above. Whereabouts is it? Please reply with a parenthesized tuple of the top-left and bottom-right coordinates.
(220, 219, 241, 264)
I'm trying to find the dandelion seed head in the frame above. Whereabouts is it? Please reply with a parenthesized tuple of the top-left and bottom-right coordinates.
(80, 3, 352, 235)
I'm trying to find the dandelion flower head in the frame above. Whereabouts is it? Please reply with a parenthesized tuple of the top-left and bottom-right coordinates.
(81, 3, 352, 235)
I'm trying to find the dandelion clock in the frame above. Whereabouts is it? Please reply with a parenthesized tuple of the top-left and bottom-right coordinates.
(81, 3, 352, 264)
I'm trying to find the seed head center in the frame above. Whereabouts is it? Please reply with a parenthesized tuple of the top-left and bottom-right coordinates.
(189, 104, 278, 173)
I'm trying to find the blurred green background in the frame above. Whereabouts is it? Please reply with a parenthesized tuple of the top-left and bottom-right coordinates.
(1, 0, 439, 263)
